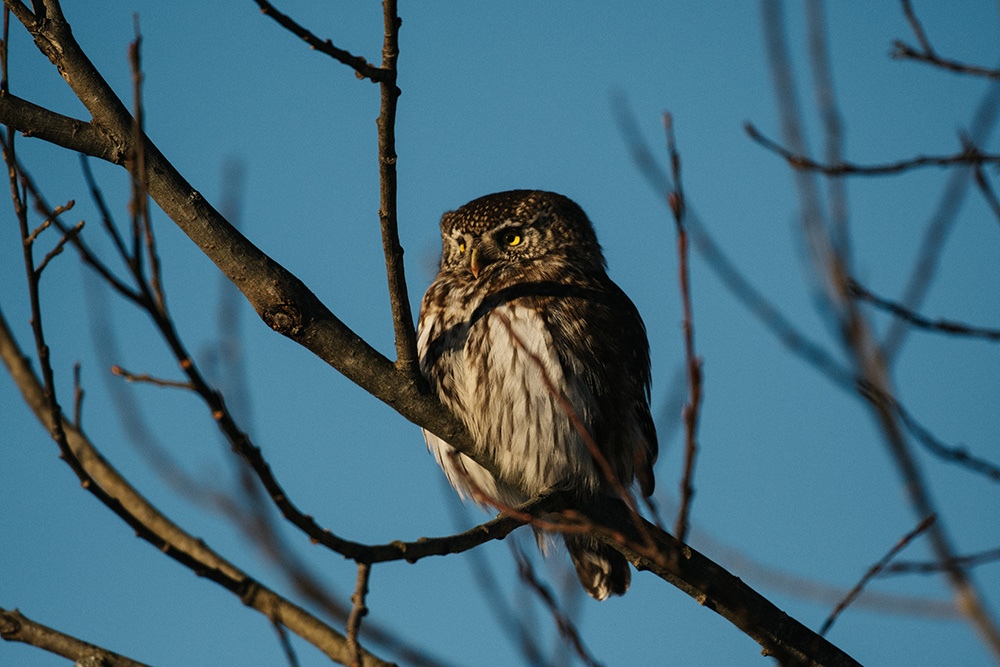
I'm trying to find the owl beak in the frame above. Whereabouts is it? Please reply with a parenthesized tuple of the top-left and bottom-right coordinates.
(469, 247, 483, 279)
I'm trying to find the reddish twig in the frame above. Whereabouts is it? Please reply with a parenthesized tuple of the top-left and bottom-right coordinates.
(820, 515, 936, 636)
(664, 112, 702, 543)
(109, 364, 196, 390)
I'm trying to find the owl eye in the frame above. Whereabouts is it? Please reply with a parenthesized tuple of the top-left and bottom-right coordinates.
(458, 241, 466, 253)
(502, 231, 522, 247)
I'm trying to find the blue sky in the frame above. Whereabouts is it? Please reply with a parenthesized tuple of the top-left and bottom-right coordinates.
(3, 2, 999, 665)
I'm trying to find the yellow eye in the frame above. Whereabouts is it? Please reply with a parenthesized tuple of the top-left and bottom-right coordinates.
(458, 241, 466, 253)
(502, 232, 522, 247)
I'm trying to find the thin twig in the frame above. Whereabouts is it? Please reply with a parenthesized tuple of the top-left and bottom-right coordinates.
(270, 618, 301, 667)
(850, 279, 1000, 341)
(891, 42, 1000, 80)
(664, 112, 701, 544)
(109, 364, 196, 390)
(972, 162, 1000, 226)
(128, 18, 164, 314)
(746, 123, 998, 175)
(882, 85, 1000, 361)
(806, 0, 850, 259)
(347, 563, 372, 667)
(253, 0, 385, 82)
(819, 515, 936, 636)
(891, 399, 1000, 482)
(892, 0, 1000, 78)
(882, 545, 1000, 575)
(72, 361, 83, 427)
(899, 0, 934, 54)
(34, 220, 83, 276)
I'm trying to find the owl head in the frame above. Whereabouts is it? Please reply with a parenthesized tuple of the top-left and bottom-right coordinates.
(438, 190, 607, 280)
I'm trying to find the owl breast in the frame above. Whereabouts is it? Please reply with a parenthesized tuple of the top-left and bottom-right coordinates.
(418, 280, 602, 507)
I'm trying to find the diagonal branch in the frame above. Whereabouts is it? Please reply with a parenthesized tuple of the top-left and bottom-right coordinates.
(0, 607, 151, 667)
(0, 0, 476, 468)
(0, 307, 396, 667)
(253, 0, 386, 82)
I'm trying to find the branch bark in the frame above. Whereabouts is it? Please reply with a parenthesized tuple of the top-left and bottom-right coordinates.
(0, 607, 151, 667)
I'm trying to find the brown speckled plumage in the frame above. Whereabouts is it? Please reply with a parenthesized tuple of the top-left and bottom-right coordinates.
(417, 190, 657, 600)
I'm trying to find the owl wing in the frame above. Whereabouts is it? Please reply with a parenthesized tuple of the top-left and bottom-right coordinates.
(547, 277, 658, 498)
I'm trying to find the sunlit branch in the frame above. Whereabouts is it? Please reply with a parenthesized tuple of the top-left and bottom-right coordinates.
(0, 607, 151, 667)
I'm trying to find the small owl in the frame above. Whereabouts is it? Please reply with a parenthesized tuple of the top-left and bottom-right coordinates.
(417, 190, 657, 600)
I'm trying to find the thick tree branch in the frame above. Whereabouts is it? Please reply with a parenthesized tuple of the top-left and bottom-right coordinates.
(584, 498, 860, 667)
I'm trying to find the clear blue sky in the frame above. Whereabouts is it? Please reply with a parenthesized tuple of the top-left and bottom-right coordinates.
(2, 2, 999, 666)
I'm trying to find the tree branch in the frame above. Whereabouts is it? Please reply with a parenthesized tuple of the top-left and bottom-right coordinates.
(0, 308, 395, 667)
(0, 607, 151, 667)
(0, 0, 477, 467)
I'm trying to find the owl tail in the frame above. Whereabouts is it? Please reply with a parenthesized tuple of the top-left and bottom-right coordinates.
(564, 534, 630, 601)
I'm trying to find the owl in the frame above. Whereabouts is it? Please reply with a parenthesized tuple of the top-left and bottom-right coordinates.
(417, 190, 657, 600)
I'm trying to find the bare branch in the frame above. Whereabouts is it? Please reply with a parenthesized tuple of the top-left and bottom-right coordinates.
(746, 122, 1000, 175)
(883, 545, 1000, 576)
(347, 563, 372, 667)
(850, 279, 1000, 341)
(110, 364, 196, 390)
(0, 2, 478, 468)
(890, 1, 1000, 78)
(819, 515, 936, 636)
(882, 83, 1000, 360)
(0, 607, 151, 667)
(375, 0, 420, 379)
(972, 161, 1000, 226)
(253, 0, 386, 82)
(663, 112, 702, 544)
(761, 0, 1000, 656)
(0, 307, 395, 667)
(33, 218, 83, 275)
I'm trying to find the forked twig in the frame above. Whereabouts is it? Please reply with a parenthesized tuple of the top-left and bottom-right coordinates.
(892, 0, 1000, 80)
(819, 515, 936, 636)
